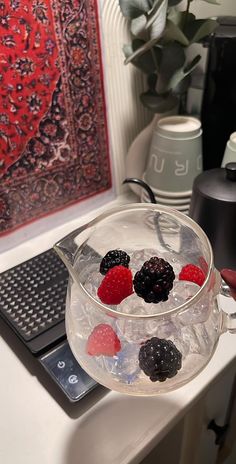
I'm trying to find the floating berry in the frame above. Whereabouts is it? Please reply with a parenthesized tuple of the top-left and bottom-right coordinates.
(179, 264, 205, 286)
(139, 337, 182, 382)
(97, 265, 133, 305)
(99, 249, 130, 275)
(86, 323, 121, 357)
(133, 256, 175, 303)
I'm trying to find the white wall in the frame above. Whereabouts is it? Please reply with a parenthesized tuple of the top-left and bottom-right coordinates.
(98, 0, 152, 195)
(190, 0, 236, 18)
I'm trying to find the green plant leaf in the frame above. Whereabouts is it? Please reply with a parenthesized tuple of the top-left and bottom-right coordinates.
(118, 0, 153, 19)
(123, 40, 161, 73)
(167, 10, 195, 28)
(162, 19, 189, 46)
(140, 90, 178, 112)
(167, 8, 182, 26)
(167, 54, 201, 90)
(147, 0, 168, 40)
(201, 0, 221, 4)
(184, 54, 201, 73)
(156, 42, 185, 93)
(131, 14, 147, 36)
(123, 43, 134, 59)
(146, 0, 167, 28)
(185, 18, 219, 43)
(173, 74, 191, 94)
(168, 0, 183, 5)
(124, 36, 160, 64)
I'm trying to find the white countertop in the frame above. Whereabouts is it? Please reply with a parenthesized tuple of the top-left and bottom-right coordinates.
(1, 195, 236, 464)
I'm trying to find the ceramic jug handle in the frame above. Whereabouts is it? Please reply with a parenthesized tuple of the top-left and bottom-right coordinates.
(220, 269, 236, 333)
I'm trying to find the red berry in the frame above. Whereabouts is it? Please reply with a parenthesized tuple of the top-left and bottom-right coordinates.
(179, 264, 205, 286)
(86, 323, 121, 356)
(97, 265, 133, 305)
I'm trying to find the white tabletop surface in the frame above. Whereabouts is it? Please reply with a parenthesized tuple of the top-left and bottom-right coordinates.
(1, 196, 236, 464)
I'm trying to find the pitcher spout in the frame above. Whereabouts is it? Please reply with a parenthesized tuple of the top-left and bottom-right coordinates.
(54, 221, 93, 282)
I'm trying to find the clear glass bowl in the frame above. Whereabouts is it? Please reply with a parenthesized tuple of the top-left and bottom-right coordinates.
(54, 204, 235, 395)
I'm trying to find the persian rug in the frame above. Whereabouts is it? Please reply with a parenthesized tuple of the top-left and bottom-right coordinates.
(0, 0, 111, 236)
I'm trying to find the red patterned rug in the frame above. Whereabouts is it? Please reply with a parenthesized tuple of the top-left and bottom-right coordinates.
(0, 0, 111, 236)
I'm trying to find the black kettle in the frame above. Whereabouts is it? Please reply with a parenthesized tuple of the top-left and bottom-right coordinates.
(189, 163, 236, 270)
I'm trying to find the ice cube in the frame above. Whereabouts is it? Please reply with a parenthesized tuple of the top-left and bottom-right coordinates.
(151, 319, 181, 339)
(69, 282, 108, 338)
(180, 324, 208, 356)
(83, 267, 103, 299)
(177, 285, 211, 326)
(103, 343, 140, 384)
(116, 294, 182, 342)
(118, 293, 149, 316)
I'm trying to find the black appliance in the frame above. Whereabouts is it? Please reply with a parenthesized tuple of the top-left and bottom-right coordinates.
(189, 163, 236, 270)
(201, 16, 236, 170)
(0, 249, 97, 402)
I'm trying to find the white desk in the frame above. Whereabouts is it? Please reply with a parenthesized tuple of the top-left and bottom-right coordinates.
(1, 197, 236, 464)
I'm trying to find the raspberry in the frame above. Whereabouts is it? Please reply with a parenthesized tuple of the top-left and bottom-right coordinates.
(179, 264, 205, 286)
(97, 265, 133, 305)
(139, 337, 182, 382)
(133, 256, 175, 303)
(86, 323, 121, 357)
(99, 249, 130, 275)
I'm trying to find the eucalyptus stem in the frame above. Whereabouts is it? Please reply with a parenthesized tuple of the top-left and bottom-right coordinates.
(186, 0, 191, 14)
(183, 0, 191, 31)
(150, 46, 159, 72)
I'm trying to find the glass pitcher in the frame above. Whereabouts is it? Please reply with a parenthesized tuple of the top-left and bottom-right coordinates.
(54, 204, 236, 395)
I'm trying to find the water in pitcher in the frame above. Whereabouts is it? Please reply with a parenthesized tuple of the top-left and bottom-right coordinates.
(66, 246, 221, 395)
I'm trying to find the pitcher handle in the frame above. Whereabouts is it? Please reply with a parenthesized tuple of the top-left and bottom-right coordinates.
(220, 269, 236, 334)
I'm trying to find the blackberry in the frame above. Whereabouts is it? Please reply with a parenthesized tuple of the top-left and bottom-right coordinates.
(133, 256, 175, 303)
(99, 249, 130, 275)
(139, 337, 182, 382)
